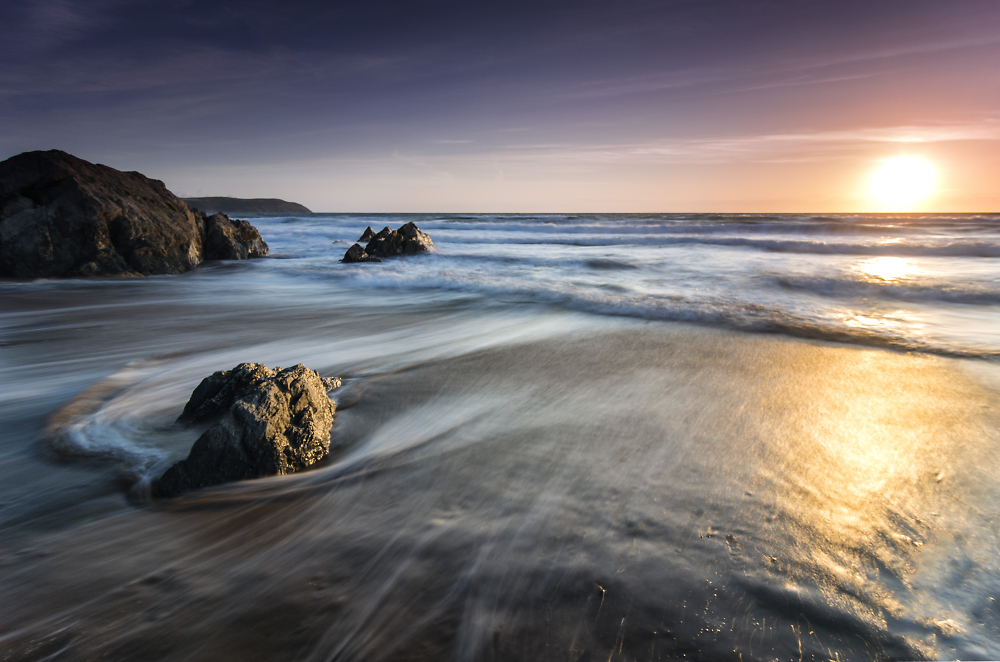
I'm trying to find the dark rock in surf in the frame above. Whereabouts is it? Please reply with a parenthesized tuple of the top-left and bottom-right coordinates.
(152, 363, 341, 498)
(0, 149, 268, 278)
(341, 221, 433, 263)
(342, 243, 382, 263)
(367, 221, 434, 257)
(203, 212, 269, 260)
(0, 150, 202, 277)
(358, 226, 376, 242)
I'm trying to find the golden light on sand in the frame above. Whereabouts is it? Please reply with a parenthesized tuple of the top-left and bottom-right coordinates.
(870, 156, 936, 210)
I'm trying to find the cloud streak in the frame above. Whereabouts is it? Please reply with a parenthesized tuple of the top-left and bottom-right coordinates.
(470, 121, 1000, 167)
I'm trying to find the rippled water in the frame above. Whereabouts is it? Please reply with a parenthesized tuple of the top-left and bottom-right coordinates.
(1, 213, 998, 661)
(262, 213, 1000, 357)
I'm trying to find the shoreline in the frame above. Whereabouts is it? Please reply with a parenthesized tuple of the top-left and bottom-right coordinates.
(2, 307, 998, 658)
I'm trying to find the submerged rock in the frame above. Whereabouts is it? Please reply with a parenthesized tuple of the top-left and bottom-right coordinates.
(203, 212, 269, 260)
(0, 150, 268, 278)
(152, 363, 340, 498)
(341, 221, 433, 262)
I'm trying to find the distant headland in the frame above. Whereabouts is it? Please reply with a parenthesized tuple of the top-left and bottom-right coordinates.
(183, 197, 311, 214)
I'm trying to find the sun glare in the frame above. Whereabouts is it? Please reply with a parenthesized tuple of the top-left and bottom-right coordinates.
(870, 157, 936, 210)
(857, 256, 916, 282)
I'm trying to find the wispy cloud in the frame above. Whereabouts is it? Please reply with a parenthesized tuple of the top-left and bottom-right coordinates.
(780, 33, 1000, 73)
(368, 120, 1000, 171)
(555, 30, 1000, 103)
(0, 45, 413, 99)
(170, 120, 1000, 173)
(645, 121, 1000, 157)
(730, 72, 881, 93)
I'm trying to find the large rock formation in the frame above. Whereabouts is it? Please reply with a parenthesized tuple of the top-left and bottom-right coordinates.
(342, 221, 433, 263)
(0, 150, 268, 278)
(153, 363, 341, 498)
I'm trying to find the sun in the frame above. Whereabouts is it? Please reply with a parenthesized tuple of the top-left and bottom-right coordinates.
(870, 156, 936, 210)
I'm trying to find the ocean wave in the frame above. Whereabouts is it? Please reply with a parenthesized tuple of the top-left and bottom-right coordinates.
(246, 213, 1000, 357)
(775, 276, 1000, 306)
(259, 214, 1000, 242)
(425, 233, 1000, 257)
(340, 269, 1000, 360)
(583, 258, 640, 270)
(252, 215, 1000, 265)
(557, 294, 999, 359)
(418, 220, 947, 237)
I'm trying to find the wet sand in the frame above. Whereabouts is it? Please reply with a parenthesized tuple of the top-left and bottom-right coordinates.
(2, 289, 998, 660)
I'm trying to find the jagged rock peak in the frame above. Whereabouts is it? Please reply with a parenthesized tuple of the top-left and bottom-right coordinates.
(342, 221, 433, 263)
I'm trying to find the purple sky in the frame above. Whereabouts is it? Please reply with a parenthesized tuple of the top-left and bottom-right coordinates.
(3, 0, 999, 211)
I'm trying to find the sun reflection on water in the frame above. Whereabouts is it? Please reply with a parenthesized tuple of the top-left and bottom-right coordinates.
(856, 256, 917, 282)
(844, 258, 921, 329)
(844, 315, 882, 328)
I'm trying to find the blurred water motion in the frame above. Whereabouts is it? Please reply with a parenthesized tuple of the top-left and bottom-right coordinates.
(1, 212, 999, 660)
(1, 300, 998, 660)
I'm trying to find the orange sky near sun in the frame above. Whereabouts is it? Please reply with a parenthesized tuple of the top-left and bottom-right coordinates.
(162, 132, 1000, 213)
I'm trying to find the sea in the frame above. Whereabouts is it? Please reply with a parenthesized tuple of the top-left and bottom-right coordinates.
(1, 213, 998, 661)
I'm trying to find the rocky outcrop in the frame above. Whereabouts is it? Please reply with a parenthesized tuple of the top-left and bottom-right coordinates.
(182, 197, 311, 214)
(152, 363, 341, 498)
(203, 212, 269, 260)
(342, 243, 382, 263)
(0, 150, 268, 278)
(342, 222, 433, 263)
(367, 221, 434, 257)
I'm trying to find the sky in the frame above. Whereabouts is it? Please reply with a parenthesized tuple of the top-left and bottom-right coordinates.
(2, 0, 999, 212)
